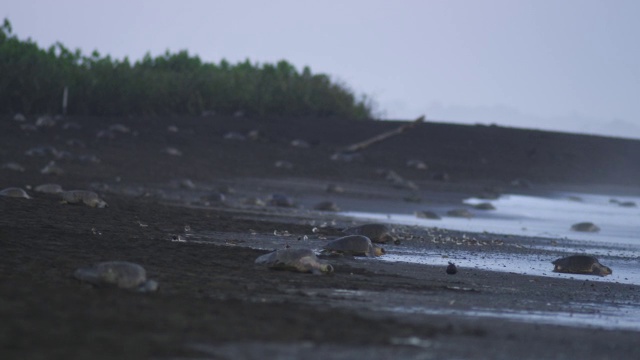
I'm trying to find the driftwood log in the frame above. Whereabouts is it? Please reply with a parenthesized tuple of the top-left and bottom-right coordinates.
(338, 115, 425, 154)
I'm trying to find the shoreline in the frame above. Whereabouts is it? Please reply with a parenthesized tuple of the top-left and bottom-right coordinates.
(2, 115, 640, 359)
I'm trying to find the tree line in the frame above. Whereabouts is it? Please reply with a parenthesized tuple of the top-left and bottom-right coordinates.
(0, 19, 374, 119)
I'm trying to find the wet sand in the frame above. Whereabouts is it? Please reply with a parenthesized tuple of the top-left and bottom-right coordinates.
(1, 114, 640, 359)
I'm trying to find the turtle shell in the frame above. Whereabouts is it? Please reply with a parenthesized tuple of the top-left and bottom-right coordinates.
(255, 248, 333, 274)
(0, 187, 30, 199)
(342, 224, 395, 244)
(74, 261, 157, 291)
(570, 222, 600, 232)
(323, 235, 385, 257)
(551, 255, 612, 276)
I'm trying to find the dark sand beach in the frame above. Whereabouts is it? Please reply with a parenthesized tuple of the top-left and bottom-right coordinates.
(2, 114, 640, 359)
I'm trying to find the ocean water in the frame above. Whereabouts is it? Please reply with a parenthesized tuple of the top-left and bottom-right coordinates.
(187, 190, 640, 331)
(341, 192, 640, 285)
(338, 191, 640, 330)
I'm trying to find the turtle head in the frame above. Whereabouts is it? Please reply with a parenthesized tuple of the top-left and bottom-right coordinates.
(381, 234, 395, 244)
(373, 246, 386, 257)
(321, 264, 334, 273)
(594, 264, 612, 276)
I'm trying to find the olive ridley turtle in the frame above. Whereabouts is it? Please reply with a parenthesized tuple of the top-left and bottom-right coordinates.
(570, 222, 600, 232)
(61, 190, 108, 208)
(0, 187, 31, 199)
(322, 235, 385, 257)
(255, 248, 333, 274)
(74, 261, 158, 292)
(342, 224, 395, 244)
(551, 255, 612, 277)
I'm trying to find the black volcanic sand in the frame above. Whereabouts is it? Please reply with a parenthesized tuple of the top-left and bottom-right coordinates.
(2, 115, 640, 359)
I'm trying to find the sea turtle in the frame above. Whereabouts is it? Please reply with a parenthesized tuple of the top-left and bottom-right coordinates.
(223, 131, 246, 141)
(432, 171, 450, 182)
(571, 222, 600, 232)
(274, 160, 294, 169)
(447, 209, 473, 218)
(267, 193, 295, 207)
(74, 261, 158, 292)
(2, 162, 25, 172)
(322, 235, 385, 257)
(163, 147, 182, 156)
(0, 187, 31, 199)
(325, 183, 345, 194)
(242, 197, 266, 206)
(551, 255, 612, 277)
(109, 124, 131, 133)
(61, 190, 108, 208)
(201, 192, 226, 203)
(618, 201, 637, 208)
(473, 202, 496, 210)
(255, 248, 333, 274)
(342, 224, 395, 244)
(41, 161, 64, 175)
(313, 201, 339, 212)
(34, 183, 64, 194)
(291, 139, 310, 148)
(406, 159, 428, 170)
(415, 210, 440, 220)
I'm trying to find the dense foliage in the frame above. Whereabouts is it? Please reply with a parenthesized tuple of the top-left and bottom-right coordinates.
(0, 19, 373, 118)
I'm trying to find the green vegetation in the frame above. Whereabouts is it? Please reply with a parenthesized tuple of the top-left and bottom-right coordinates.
(0, 19, 374, 119)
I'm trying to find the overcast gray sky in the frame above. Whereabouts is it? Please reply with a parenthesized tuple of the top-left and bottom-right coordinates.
(3, 0, 640, 139)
